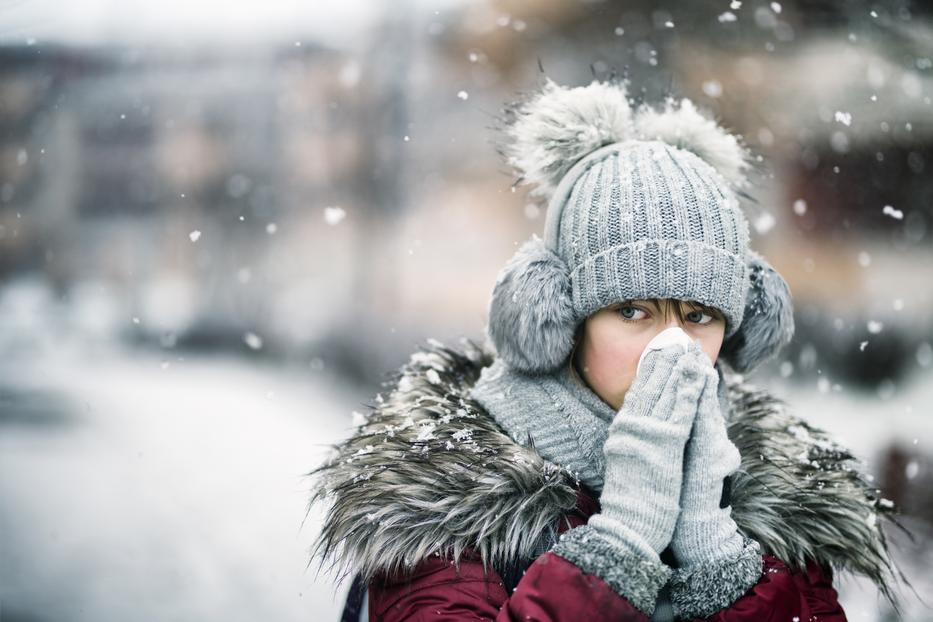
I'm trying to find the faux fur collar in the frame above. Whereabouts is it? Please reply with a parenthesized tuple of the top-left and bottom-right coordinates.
(308, 339, 898, 602)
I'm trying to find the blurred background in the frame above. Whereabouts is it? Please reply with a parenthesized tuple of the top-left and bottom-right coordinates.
(1, 0, 932, 620)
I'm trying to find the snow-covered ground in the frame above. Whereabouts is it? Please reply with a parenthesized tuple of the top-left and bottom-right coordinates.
(0, 290, 361, 620)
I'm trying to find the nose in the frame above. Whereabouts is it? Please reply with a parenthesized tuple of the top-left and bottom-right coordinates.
(663, 314, 685, 329)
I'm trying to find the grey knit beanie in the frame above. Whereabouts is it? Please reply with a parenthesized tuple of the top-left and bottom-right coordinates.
(486, 77, 795, 375)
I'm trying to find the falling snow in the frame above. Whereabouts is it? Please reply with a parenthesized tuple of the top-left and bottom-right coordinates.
(702, 80, 723, 98)
(754, 212, 776, 234)
(243, 332, 263, 350)
(916, 343, 933, 367)
(882, 205, 904, 220)
(323, 206, 346, 225)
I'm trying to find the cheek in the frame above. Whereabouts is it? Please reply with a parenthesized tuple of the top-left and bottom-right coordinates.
(581, 331, 645, 406)
(695, 328, 726, 364)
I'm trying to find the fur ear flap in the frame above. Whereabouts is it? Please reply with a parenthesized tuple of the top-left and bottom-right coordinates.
(720, 251, 795, 374)
(487, 235, 577, 374)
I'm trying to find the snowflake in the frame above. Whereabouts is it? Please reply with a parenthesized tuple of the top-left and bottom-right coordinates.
(416, 423, 437, 442)
(452, 429, 473, 443)
(397, 376, 415, 393)
(882, 205, 903, 220)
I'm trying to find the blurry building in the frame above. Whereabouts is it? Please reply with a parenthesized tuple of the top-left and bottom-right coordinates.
(0, 43, 380, 373)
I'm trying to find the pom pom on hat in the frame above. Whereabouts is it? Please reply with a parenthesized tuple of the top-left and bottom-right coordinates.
(496, 77, 754, 200)
(496, 77, 636, 200)
(634, 97, 752, 190)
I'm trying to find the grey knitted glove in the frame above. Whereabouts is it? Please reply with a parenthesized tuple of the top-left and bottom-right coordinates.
(553, 340, 711, 614)
(669, 358, 763, 619)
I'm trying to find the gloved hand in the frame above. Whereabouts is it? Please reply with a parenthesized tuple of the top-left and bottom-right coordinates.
(552, 335, 714, 615)
(588, 338, 711, 561)
(668, 355, 763, 619)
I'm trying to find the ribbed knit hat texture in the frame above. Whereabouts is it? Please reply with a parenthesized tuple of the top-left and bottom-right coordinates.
(551, 141, 749, 340)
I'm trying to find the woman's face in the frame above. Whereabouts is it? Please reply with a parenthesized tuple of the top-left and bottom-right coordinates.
(572, 299, 726, 411)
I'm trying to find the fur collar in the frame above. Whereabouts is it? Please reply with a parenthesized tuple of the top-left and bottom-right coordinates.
(308, 339, 898, 601)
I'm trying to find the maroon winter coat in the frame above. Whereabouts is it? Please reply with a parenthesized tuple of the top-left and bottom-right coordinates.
(309, 342, 897, 622)
(369, 488, 847, 622)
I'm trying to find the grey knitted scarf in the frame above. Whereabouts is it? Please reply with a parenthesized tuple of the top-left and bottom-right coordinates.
(469, 358, 618, 494)
(469, 357, 732, 496)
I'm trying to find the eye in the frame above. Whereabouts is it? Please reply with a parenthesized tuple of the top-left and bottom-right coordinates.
(686, 309, 716, 325)
(618, 305, 647, 322)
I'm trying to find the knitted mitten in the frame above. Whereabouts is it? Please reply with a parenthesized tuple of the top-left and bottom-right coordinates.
(553, 340, 710, 614)
(669, 357, 763, 619)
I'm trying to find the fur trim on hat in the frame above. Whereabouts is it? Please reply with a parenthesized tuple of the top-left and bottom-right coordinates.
(634, 97, 752, 190)
(721, 250, 795, 374)
(495, 77, 636, 200)
(487, 235, 576, 374)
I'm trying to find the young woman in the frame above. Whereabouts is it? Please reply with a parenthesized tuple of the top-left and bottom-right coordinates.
(309, 77, 899, 621)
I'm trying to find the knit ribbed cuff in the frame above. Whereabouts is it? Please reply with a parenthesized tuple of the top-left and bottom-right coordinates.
(551, 525, 673, 614)
(669, 537, 763, 620)
(569, 239, 748, 339)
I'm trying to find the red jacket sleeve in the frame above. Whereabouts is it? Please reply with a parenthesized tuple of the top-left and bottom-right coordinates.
(369, 551, 649, 622)
(370, 553, 847, 622)
(690, 555, 847, 622)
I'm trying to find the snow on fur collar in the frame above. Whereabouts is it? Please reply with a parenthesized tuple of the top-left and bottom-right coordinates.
(307, 339, 898, 601)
